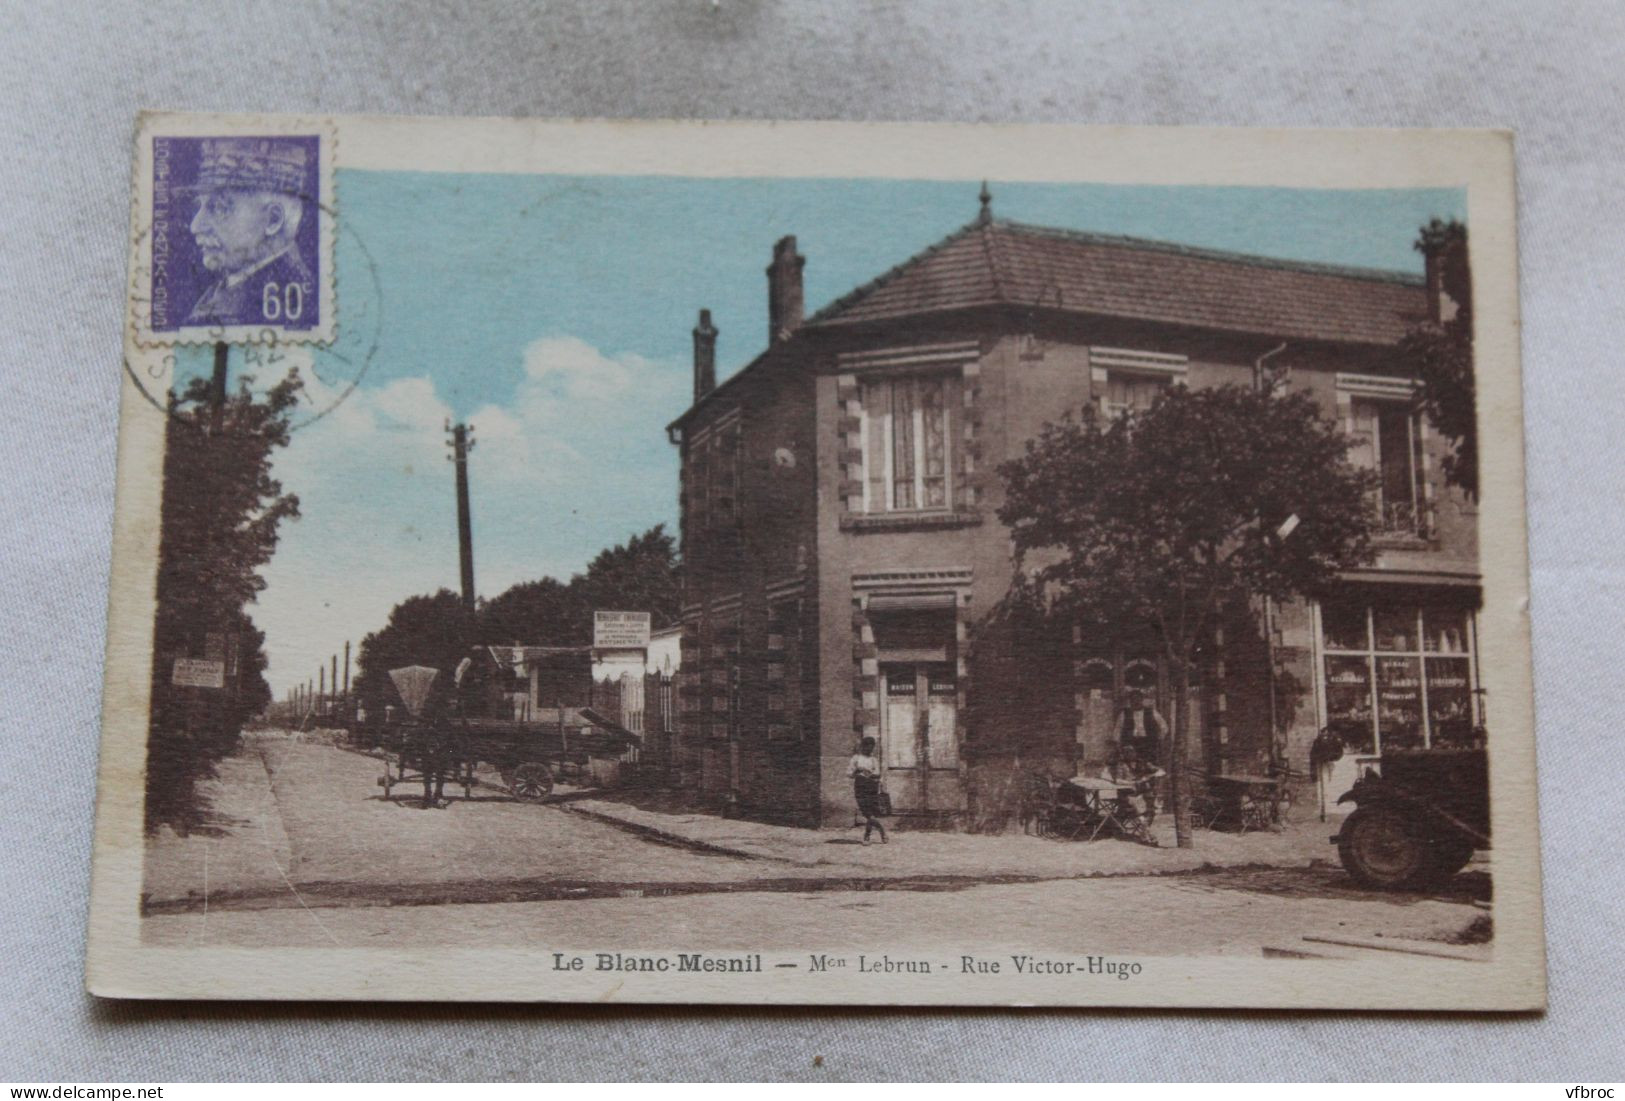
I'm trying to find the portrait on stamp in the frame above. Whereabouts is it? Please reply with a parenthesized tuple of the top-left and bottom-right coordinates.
(149, 135, 321, 333)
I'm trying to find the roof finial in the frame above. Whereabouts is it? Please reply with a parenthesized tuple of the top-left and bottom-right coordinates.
(977, 180, 993, 225)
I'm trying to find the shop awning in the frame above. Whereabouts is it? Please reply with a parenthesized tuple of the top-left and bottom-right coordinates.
(1336, 568, 1481, 589)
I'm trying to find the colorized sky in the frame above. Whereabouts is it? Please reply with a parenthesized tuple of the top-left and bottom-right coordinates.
(173, 171, 1465, 697)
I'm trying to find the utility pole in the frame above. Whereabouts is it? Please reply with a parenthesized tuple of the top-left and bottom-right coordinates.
(209, 342, 229, 435)
(447, 421, 478, 610)
(342, 640, 351, 718)
(331, 654, 338, 717)
(318, 665, 326, 718)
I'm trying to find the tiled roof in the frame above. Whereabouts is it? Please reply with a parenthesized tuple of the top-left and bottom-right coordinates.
(805, 219, 1428, 346)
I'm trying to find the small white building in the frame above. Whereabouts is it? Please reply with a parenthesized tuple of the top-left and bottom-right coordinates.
(484, 618, 683, 733)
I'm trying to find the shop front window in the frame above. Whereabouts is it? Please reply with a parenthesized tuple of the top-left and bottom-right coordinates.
(1424, 606, 1470, 654)
(1420, 606, 1474, 746)
(1320, 600, 1478, 753)
(1375, 655, 1424, 750)
(1321, 602, 1371, 652)
(1374, 606, 1418, 652)
(1426, 656, 1474, 747)
(1324, 655, 1376, 754)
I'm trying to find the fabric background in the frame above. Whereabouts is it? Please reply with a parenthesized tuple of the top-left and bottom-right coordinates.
(2, 0, 1621, 1082)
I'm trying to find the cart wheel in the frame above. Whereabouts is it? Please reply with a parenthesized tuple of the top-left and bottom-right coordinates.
(510, 762, 554, 802)
(1338, 806, 1434, 889)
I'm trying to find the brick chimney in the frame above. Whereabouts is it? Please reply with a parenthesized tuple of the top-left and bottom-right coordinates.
(692, 308, 718, 403)
(766, 235, 805, 346)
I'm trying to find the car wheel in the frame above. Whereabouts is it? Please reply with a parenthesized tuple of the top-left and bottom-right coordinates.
(1338, 806, 1434, 889)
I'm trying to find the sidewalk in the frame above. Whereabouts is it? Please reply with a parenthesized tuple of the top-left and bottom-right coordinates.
(142, 739, 299, 909)
(561, 795, 1342, 880)
(141, 733, 1349, 916)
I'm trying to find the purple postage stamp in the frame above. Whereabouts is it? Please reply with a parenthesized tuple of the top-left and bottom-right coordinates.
(141, 128, 332, 343)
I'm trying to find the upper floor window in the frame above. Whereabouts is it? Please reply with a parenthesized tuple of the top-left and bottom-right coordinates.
(1090, 347, 1189, 420)
(1104, 371, 1172, 417)
(686, 439, 709, 531)
(685, 418, 741, 533)
(711, 423, 739, 522)
(1349, 397, 1425, 537)
(861, 374, 958, 513)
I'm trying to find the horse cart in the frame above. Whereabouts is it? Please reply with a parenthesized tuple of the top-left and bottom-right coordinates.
(376, 664, 639, 807)
(1333, 744, 1490, 889)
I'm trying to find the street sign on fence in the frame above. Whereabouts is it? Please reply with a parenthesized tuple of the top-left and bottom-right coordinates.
(594, 610, 651, 650)
(172, 658, 226, 689)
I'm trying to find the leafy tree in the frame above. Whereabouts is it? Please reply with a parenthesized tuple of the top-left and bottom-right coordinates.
(476, 524, 681, 647)
(147, 367, 302, 832)
(575, 524, 681, 629)
(1401, 218, 1476, 499)
(353, 589, 478, 719)
(478, 576, 587, 647)
(998, 383, 1376, 847)
(358, 525, 680, 720)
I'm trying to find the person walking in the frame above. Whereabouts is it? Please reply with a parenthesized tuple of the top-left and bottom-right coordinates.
(849, 736, 888, 845)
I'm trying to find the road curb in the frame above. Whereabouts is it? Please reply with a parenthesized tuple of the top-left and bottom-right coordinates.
(137, 859, 1387, 918)
(557, 801, 797, 863)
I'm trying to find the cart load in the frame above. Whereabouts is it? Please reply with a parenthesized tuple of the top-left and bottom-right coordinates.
(377, 662, 641, 806)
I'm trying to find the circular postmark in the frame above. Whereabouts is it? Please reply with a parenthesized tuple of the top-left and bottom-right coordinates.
(123, 202, 383, 432)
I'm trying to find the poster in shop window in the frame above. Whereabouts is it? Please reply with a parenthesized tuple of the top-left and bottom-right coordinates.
(87, 115, 1540, 1008)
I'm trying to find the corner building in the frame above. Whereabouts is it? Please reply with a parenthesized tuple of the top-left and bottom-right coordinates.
(666, 200, 1480, 828)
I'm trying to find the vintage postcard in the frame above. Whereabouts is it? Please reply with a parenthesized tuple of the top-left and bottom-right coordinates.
(88, 114, 1542, 1006)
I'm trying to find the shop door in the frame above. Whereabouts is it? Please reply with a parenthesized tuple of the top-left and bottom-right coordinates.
(880, 663, 961, 812)
(1076, 657, 1118, 766)
(1074, 653, 1167, 766)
